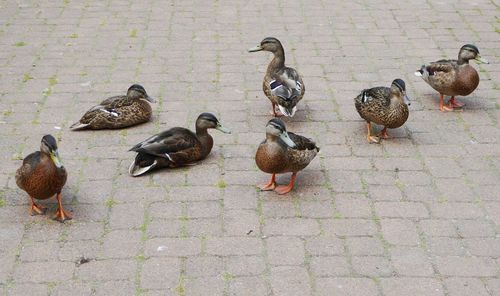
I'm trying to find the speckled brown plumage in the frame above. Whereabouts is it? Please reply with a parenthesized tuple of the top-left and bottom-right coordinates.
(16, 152, 67, 200)
(354, 87, 409, 129)
(70, 84, 155, 130)
(354, 79, 410, 143)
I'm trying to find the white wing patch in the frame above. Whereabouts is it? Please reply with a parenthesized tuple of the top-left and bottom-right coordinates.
(100, 109, 119, 117)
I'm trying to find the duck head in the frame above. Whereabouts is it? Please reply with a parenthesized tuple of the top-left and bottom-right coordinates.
(265, 119, 296, 148)
(196, 113, 231, 134)
(127, 84, 156, 103)
(40, 134, 63, 168)
(458, 44, 489, 64)
(248, 37, 284, 54)
(391, 79, 410, 106)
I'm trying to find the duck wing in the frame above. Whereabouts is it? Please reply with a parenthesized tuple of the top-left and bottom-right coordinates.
(288, 132, 319, 151)
(129, 127, 198, 159)
(269, 67, 304, 116)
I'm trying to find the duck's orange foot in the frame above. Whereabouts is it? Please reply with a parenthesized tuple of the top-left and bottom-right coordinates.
(367, 135, 380, 143)
(53, 207, 72, 223)
(258, 182, 276, 191)
(448, 97, 465, 108)
(439, 104, 454, 112)
(258, 174, 277, 191)
(30, 203, 46, 216)
(274, 185, 294, 195)
(379, 128, 390, 139)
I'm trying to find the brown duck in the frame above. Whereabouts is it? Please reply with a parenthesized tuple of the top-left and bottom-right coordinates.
(70, 84, 156, 130)
(15, 135, 71, 222)
(128, 113, 231, 176)
(354, 79, 410, 143)
(415, 44, 489, 111)
(248, 37, 305, 117)
(256, 119, 319, 194)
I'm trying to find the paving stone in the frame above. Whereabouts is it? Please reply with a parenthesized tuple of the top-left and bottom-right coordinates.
(310, 256, 350, 276)
(381, 278, 445, 296)
(444, 277, 490, 296)
(391, 246, 435, 276)
(14, 261, 74, 283)
(267, 236, 305, 265)
(76, 259, 136, 282)
(206, 237, 262, 256)
(381, 219, 420, 246)
(435, 256, 497, 277)
(346, 237, 385, 256)
(263, 218, 320, 236)
(185, 256, 223, 277)
(225, 256, 266, 276)
(145, 238, 201, 257)
(94, 281, 136, 296)
(141, 257, 180, 290)
(228, 276, 269, 296)
(315, 278, 378, 296)
(270, 266, 311, 296)
(185, 277, 224, 296)
(7, 283, 48, 296)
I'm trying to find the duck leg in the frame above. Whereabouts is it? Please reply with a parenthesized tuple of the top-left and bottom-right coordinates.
(29, 196, 46, 215)
(366, 122, 380, 143)
(258, 174, 276, 191)
(53, 192, 72, 223)
(269, 103, 284, 117)
(439, 94, 453, 112)
(274, 173, 297, 195)
(379, 127, 390, 139)
(448, 96, 465, 108)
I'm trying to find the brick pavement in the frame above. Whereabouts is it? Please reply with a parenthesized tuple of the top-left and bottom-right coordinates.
(0, 0, 499, 295)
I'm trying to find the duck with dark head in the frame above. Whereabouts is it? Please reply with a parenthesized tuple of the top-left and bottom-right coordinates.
(70, 84, 156, 130)
(415, 44, 489, 111)
(16, 135, 71, 222)
(128, 113, 231, 176)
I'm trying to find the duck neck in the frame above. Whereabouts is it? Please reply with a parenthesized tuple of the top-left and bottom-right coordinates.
(196, 127, 214, 157)
(457, 58, 469, 66)
(267, 47, 286, 74)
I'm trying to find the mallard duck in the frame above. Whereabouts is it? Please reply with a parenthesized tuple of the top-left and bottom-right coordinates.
(255, 119, 319, 194)
(15, 135, 71, 222)
(248, 37, 305, 117)
(70, 84, 156, 130)
(128, 113, 231, 176)
(415, 44, 489, 111)
(354, 79, 410, 143)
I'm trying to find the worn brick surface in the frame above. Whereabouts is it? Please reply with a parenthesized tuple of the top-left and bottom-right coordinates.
(1, 0, 498, 295)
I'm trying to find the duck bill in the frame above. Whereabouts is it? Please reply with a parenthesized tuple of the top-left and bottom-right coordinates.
(248, 45, 263, 52)
(279, 132, 296, 148)
(50, 150, 63, 168)
(403, 94, 411, 106)
(216, 123, 231, 134)
(145, 95, 157, 103)
(474, 56, 489, 64)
